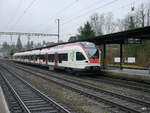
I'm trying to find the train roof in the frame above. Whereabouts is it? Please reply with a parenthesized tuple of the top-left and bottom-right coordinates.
(40, 48, 49, 55)
(31, 49, 40, 55)
(13, 42, 96, 56)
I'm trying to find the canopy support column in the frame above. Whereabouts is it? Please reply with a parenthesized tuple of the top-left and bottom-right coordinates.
(103, 44, 106, 69)
(120, 43, 123, 70)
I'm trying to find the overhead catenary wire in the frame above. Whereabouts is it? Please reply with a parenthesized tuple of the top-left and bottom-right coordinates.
(46, 0, 120, 32)
(7, 0, 23, 30)
(42, 0, 114, 32)
(57, 0, 140, 32)
(10, 0, 37, 30)
(59, 0, 141, 38)
(60, 0, 116, 23)
(41, 0, 79, 32)
(48, 0, 79, 21)
(61, 0, 120, 26)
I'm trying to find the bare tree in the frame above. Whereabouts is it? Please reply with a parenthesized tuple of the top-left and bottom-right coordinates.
(147, 9, 150, 26)
(116, 19, 125, 31)
(134, 3, 147, 28)
(90, 13, 104, 36)
(104, 12, 116, 34)
(90, 13, 117, 35)
(146, 2, 150, 26)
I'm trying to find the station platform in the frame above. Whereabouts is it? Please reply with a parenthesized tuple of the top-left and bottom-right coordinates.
(104, 67, 150, 76)
(102, 67, 150, 83)
(0, 86, 10, 113)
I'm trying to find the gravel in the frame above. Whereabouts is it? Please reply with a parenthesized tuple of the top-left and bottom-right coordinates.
(14, 68, 114, 113)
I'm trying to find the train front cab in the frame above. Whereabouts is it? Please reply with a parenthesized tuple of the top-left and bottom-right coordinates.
(66, 43, 101, 73)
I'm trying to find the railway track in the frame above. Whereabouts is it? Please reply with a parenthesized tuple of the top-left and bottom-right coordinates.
(0, 65, 73, 113)
(0, 73, 28, 113)
(2, 62, 150, 113)
(13, 61, 150, 93)
(81, 75, 150, 93)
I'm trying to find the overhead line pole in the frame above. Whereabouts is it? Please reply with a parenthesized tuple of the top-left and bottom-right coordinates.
(57, 19, 60, 43)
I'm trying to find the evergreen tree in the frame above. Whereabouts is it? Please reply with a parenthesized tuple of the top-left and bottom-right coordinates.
(128, 16, 135, 30)
(68, 36, 78, 42)
(26, 40, 30, 49)
(16, 36, 22, 51)
(30, 41, 34, 48)
(43, 40, 46, 45)
(77, 21, 95, 40)
(2, 42, 10, 50)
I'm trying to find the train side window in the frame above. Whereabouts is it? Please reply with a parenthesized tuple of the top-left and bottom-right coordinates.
(28, 56, 30, 60)
(35, 55, 38, 61)
(38, 55, 40, 59)
(31, 56, 33, 60)
(48, 54, 51, 62)
(51, 54, 54, 62)
(63, 54, 68, 61)
(59, 53, 68, 63)
(58, 54, 62, 63)
(48, 54, 54, 62)
(41, 55, 45, 61)
(39, 55, 44, 60)
(76, 52, 86, 61)
(40, 55, 42, 59)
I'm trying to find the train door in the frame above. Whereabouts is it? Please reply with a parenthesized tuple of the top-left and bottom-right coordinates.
(32, 55, 35, 63)
(68, 51, 76, 68)
(45, 54, 48, 65)
(54, 53, 58, 66)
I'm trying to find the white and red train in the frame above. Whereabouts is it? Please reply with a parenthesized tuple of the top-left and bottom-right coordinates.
(13, 42, 101, 72)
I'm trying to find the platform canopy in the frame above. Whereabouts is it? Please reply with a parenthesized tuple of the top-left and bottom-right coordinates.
(76, 26, 150, 45)
(19, 26, 150, 52)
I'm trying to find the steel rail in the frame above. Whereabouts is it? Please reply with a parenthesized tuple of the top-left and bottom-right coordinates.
(15, 64, 150, 107)
(7, 64, 149, 113)
(10, 69, 73, 113)
(0, 71, 31, 113)
(16, 61, 150, 93)
(13, 62, 150, 94)
(0, 65, 73, 113)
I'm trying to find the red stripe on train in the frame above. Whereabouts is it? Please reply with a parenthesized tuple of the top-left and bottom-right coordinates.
(89, 59, 99, 63)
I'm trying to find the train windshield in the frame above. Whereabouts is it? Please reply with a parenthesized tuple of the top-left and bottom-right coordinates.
(80, 42, 99, 59)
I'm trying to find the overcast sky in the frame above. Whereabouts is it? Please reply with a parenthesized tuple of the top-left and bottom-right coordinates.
(0, 0, 149, 46)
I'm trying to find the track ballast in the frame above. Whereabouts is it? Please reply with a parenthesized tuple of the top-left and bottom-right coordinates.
(3, 61, 150, 113)
(0, 65, 73, 113)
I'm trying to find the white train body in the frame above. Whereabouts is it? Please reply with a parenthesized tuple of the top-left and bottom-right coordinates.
(13, 42, 101, 72)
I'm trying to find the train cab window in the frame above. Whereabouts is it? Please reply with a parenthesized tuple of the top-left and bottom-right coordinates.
(76, 52, 86, 61)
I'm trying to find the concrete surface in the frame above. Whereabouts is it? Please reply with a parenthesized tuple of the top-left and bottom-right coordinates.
(0, 86, 10, 113)
(105, 67, 150, 76)
(102, 68, 150, 83)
